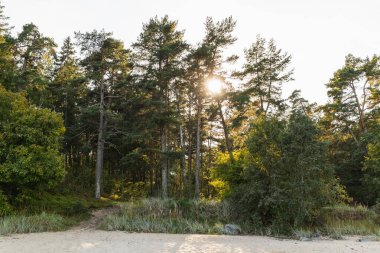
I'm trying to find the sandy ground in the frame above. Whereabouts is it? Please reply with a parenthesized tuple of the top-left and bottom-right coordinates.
(0, 231, 379, 253)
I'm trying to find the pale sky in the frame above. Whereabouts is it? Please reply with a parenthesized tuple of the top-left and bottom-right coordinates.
(2, 0, 380, 104)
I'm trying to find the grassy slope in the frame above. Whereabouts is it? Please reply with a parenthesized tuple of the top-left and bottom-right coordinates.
(0, 193, 113, 235)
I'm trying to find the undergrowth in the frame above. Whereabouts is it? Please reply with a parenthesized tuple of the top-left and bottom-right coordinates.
(293, 204, 380, 239)
(101, 198, 380, 239)
(0, 212, 67, 235)
(0, 192, 114, 235)
(101, 198, 233, 234)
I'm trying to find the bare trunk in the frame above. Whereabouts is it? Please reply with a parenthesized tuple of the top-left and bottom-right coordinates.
(187, 132, 192, 196)
(350, 81, 366, 133)
(194, 97, 202, 198)
(175, 90, 186, 193)
(187, 98, 193, 195)
(95, 83, 105, 199)
(161, 126, 168, 198)
(217, 99, 234, 162)
(179, 124, 186, 191)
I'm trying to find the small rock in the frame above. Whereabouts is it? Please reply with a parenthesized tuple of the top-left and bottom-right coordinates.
(358, 236, 378, 242)
(222, 224, 241, 235)
(299, 237, 312, 241)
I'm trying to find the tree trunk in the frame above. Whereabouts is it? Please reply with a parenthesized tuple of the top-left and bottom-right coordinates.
(179, 124, 186, 192)
(161, 126, 168, 198)
(194, 97, 202, 198)
(95, 83, 105, 199)
(217, 99, 234, 162)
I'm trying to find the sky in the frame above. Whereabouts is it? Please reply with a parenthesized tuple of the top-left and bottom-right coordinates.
(2, 0, 380, 104)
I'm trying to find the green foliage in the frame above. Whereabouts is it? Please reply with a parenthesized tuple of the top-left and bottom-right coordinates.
(225, 113, 337, 232)
(15, 23, 56, 105)
(0, 212, 66, 235)
(233, 35, 293, 120)
(0, 87, 65, 192)
(0, 87, 65, 195)
(322, 55, 380, 204)
(0, 190, 11, 216)
(363, 124, 380, 205)
(209, 150, 248, 199)
(108, 181, 149, 200)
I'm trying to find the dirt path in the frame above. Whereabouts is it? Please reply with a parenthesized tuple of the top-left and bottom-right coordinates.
(71, 207, 120, 231)
(0, 231, 379, 253)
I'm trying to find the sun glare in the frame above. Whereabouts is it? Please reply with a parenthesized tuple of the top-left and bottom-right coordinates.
(207, 78, 224, 94)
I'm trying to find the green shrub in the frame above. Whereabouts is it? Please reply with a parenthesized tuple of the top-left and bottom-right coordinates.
(0, 87, 65, 195)
(372, 202, 380, 215)
(0, 190, 12, 216)
(220, 114, 338, 233)
(0, 212, 66, 235)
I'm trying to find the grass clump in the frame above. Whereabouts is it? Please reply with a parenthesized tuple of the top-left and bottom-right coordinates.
(293, 204, 380, 239)
(100, 198, 232, 234)
(319, 205, 380, 238)
(0, 212, 66, 235)
(103, 216, 223, 234)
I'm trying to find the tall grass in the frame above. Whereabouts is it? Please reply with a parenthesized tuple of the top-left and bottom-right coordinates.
(0, 212, 66, 235)
(294, 204, 380, 239)
(101, 198, 233, 234)
(102, 199, 380, 238)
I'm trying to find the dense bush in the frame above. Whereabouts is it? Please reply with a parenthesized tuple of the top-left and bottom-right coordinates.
(213, 113, 339, 233)
(362, 126, 380, 205)
(0, 87, 65, 200)
(0, 190, 11, 216)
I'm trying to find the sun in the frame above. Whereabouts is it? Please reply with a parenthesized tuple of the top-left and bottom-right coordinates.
(207, 78, 224, 94)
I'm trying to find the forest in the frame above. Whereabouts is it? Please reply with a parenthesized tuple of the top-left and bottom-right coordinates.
(0, 1, 379, 236)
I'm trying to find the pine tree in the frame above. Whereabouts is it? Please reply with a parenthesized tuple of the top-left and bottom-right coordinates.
(234, 35, 293, 119)
(0, 1, 16, 90)
(322, 55, 380, 201)
(187, 16, 236, 198)
(50, 37, 85, 170)
(15, 23, 56, 106)
(0, 1, 11, 35)
(132, 16, 187, 198)
(76, 31, 131, 199)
